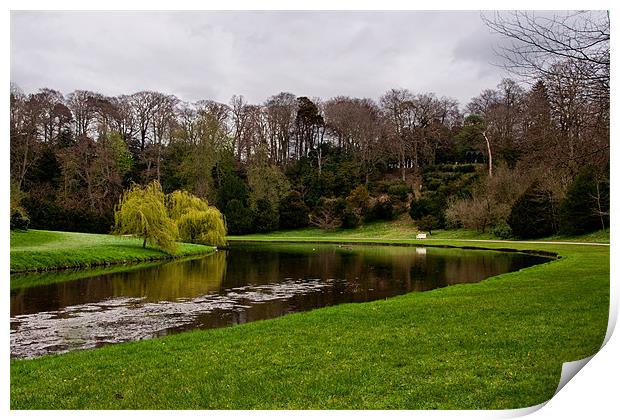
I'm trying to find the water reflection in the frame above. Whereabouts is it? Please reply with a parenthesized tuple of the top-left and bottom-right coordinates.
(10, 244, 549, 359)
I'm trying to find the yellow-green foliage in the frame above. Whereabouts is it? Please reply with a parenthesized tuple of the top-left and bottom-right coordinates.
(177, 209, 227, 247)
(166, 190, 227, 247)
(166, 190, 210, 220)
(114, 181, 178, 253)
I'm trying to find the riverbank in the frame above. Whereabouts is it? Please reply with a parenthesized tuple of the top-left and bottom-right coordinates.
(10, 230, 215, 273)
(10, 233, 609, 409)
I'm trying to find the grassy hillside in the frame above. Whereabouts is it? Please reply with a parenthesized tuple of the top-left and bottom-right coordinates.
(10, 230, 214, 272)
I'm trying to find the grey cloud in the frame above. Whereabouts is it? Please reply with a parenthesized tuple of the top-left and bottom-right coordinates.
(11, 10, 511, 107)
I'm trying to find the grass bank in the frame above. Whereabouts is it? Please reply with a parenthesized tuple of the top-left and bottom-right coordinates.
(11, 232, 609, 409)
(10, 230, 215, 273)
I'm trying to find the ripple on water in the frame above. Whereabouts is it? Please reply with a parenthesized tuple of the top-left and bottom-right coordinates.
(10, 279, 334, 359)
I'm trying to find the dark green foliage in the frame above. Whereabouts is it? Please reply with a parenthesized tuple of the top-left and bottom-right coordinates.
(10, 207, 30, 230)
(492, 221, 513, 239)
(418, 215, 438, 234)
(508, 182, 557, 239)
(23, 144, 62, 190)
(409, 196, 433, 220)
(346, 185, 371, 222)
(224, 199, 255, 235)
(454, 115, 487, 164)
(337, 199, 362, 228)
(387, 183, 411, 202)
(371, 197, 396, 221)
(10, 181, 30, 231)
(253, 199, 279, 233)
(409, 164, 481, 230)
(409, 192, 448, 228)
(286, 146, 360, 209)
(216, 172, 249, 210)
(559, 165, 610, 235)
(279, 191, 310, 230)
(23, 196, 112, 233)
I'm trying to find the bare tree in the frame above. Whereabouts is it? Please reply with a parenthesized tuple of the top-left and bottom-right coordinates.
(264, 92, 296, 164)
(483, 11, 609, 98)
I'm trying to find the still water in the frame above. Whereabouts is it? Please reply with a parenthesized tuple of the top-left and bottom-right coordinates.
(10, 243, 550, 359)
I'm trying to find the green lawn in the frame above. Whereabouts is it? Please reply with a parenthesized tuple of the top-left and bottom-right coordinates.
(227, 218, 610, 244)
(10, 230, 609, 409)
(10, 229, 215, 273)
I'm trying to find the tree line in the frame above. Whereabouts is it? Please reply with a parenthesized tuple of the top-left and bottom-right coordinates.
(10, 12, 609, 240)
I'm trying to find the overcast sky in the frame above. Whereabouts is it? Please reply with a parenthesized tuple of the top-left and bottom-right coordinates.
(11, 10, 510, 107)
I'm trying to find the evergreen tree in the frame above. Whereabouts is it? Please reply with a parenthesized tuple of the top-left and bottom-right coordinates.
(559, 165, 609, 234)
(508, 182, 557, 239)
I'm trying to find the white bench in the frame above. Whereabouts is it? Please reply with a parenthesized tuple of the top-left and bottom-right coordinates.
(416, 233, 427, 239)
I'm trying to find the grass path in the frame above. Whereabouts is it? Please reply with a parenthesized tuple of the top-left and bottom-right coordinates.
(10, 234, 609, 409)
(10, 230, 214, 273)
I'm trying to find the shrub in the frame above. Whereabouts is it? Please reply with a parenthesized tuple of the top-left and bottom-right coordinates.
(338, 199, 362, 228)
(492, 221, 513, 239)
(23, 197, 112, 233)
(409, 196, 433, 220)
(445, 196, 498, 232)
(371, 196, 396, 221)
(10, 207, 30, 230)
(387, 183, 411, 202)
(418, 215, 438, 235)
(253, 198, 279, 233)
(409, 192, 447, 228)
(10, 181, 29, 231)
(346, 185, 371, 223)
(279, 191, 310, 230)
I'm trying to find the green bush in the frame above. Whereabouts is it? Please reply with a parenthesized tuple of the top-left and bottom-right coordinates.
(409, 192, 447, 228)
(387, 183, 411, 202)
(279, 191, 310, 230)
(346, 185, 371, 222)
(492, 221, 513, 239)
(371, 196, 396, 221)
(10, 207, 30, 231)
(253, 198, 279, 233)
(337, 199, 362, 228)
(224, 199, 255, 235)
(23, 195, 112, 234)
(418, 214, 438, 234)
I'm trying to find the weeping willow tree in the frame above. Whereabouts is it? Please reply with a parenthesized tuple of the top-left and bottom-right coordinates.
(166, 190, 227, 247)
(114, 181, 178, 253)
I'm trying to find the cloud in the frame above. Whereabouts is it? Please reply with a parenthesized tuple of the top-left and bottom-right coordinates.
(11, 10, 510, 107)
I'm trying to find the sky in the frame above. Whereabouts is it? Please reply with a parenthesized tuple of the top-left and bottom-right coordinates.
(11, 10, 511, 107)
